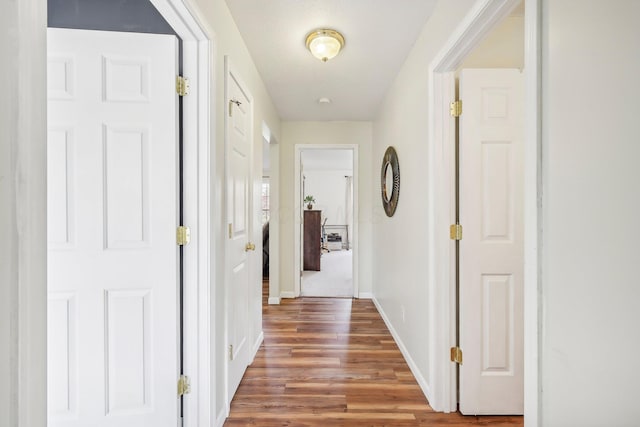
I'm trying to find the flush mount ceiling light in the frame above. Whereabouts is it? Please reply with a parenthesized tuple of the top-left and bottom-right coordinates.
(305, 29, 345, 62)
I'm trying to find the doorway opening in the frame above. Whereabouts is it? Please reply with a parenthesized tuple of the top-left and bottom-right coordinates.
(301, 149, 353, 297)
(426, 0, 539, 421)
(294, 145, 359, 298)
(452, 2, 525, 416)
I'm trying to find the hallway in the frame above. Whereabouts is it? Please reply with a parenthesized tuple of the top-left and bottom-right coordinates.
(224, 285, 524, 426)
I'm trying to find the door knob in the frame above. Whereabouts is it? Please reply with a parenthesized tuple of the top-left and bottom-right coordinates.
(245, 242, 256, 252)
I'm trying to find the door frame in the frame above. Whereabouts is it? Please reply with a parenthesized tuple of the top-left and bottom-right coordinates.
(152, 3, 213, 425)
(293, 144, 359, 298)
(426, 0, 540, 425)
(148, 3, 213, 425)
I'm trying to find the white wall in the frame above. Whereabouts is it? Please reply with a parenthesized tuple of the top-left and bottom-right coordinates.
(461, 15, 524, 69)
(371, 0, 475, 399)
(540, 1, 640, 425)
(303, 169, 353, 244)
(280, 121, 372, 297)
(0, 0, 48, 425)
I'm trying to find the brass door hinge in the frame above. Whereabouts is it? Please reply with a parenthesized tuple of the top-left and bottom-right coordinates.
(451, 347, 463, 365)
(177, 226, 191, 246)
(176, 76, 190, 96)
(450, 224, 463, 241)
(177, 375, 191, 396)
(450, 100, 462, 117)
(228, 99, 241, 117)
(229, 345, 234, 361)
(228, 223, 233, 239)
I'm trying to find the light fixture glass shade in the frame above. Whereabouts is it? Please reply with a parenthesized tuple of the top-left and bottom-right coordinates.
(305, 29, 345, 62)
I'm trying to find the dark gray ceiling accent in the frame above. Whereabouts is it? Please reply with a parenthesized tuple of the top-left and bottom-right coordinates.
(48, 0, 176, 35)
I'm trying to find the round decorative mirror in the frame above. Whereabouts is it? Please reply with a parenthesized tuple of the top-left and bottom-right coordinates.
(380, 146, 400, 217)
(383, 161, 394, 202)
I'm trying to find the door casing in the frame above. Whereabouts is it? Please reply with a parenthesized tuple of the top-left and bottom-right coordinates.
(145, 3, 212, 425)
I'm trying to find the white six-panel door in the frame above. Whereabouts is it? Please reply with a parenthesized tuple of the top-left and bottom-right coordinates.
(459, 68, 524, 415)
(47, 28, 179, 427)
(225, 67, 254, 402)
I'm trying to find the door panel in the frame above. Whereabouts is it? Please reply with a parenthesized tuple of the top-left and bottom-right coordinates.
(103, 125, 151, 248)
(48, 293, 77, 416)
(226, 69, 253, 400)
(47, 28, 179, 427)
(459, 68, 524, 415)
(47, 127, 75, 248)
(105, 289, 153, 414)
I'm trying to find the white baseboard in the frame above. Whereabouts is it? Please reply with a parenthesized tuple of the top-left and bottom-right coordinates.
(268, 296, 281, 305)
(215, 409, 227, 427)
(371, 296, 432, 403)
(358, 292, 373, 299)
(252, 331, 264, 360)
(280, 291, 296, 299)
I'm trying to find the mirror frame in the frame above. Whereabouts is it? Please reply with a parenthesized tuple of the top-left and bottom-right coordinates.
(380, 146, 400, 217)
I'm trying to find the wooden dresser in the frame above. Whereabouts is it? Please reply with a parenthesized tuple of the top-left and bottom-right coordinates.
(303, 210, 321, 271)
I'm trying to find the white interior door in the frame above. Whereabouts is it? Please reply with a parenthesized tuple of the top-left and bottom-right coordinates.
(225, 68, 254, 401)
(459, 68, 524, 415)
(47, 28, 179, 427)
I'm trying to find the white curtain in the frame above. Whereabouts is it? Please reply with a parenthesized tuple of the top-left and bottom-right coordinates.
(345, 176, 353, 248)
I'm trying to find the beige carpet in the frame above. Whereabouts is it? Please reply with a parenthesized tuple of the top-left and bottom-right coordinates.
(301, 249, 353, 297)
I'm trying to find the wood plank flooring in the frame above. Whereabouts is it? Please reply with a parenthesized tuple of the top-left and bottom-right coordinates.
(224, 283, 523, 426)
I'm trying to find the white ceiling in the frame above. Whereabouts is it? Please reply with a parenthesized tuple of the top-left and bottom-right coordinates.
(225, 0, 438, 121)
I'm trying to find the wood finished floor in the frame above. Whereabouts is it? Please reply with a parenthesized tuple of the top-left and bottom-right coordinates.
(224, 282, 523, 426)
